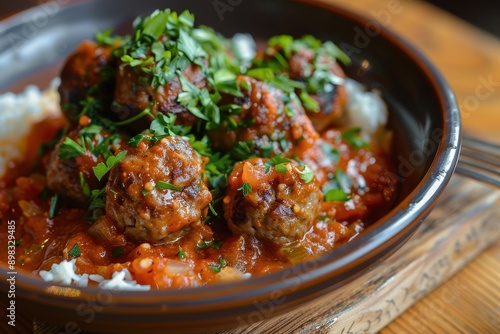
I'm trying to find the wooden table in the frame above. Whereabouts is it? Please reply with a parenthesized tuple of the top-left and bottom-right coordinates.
(1, 1, 499, 333)
(317, 0, 500, 333)
(326, 0, 500, 332)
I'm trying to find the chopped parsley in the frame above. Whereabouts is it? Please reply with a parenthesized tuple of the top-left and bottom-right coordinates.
(341, 127, 369, 150)
(177, 246, 189, 259)
(209, 258, 227, 273)
(197, 239, 223, 250)
(79, 172, 91, 197)
(297, 165, 314, 183)
(321, 143, 340, 163)
(156, 181, 183, 191)
(92, 151, 127, 181)
(49, 194, 62, 219)
(58, 137, 86, 160)
(324, 189, 350, 202)
(68, 243, 81, 258)
(265, 155, 290, 174)
(95, 28, 123, 46)
(237, 182, 252, 196)
(323, 167, 353, 202)
(87, 188, 106, 215)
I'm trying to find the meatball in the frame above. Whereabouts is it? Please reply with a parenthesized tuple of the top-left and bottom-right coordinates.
(209, 75, 319, 157)
(258, 43, 348, 133)
(223, 158, 322, 245)
(58, 40, 117, 124)
(113, 61, 207, 130)
(105, 136, 212, 244)
(289, 48, 348, 133)
(46, 127, 122, 206)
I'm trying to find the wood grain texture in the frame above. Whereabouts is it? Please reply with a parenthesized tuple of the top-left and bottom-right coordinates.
(323, 0, 500, 144)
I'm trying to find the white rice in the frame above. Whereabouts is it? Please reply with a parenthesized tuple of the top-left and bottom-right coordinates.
(39, 259, 150, 291)
(343, 78, 388, 135)
(0, 78, 61, 177)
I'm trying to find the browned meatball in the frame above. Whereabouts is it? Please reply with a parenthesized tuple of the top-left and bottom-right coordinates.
(223, 157, 322, 245)
(256, 41, 348, 133)
(58, 40, 116, 124)
(209, 75, 319, 157)
(287, 48, 348, 133)
(46, 127, 122, 206)
(105, 136, 212, 244)
(113, 61, 207, 130)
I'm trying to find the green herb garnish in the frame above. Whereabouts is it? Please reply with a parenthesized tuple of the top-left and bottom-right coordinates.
(58, 137, 86, 160)
(209, 258, 227, 273)
(341, 128, 369, 150)
(324, 189, 350, 202)
(49, 194, 62, 219)
(297, 165, 314, 183)
(156, 181, 183, 191)
(237, 182, 252, 196)
(177, 246, 189, 259)
(92, 151, 127, 181)
(197, 239, 223, 250)
(68, 243, 81, 258)
(265, 155, 290, 174)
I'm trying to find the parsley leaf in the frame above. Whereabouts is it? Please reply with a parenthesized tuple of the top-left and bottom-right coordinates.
(299, 91, 320, 112)
(335, 167, 353, 193)
(297, 165, 314, 183)
(177, 72, 211, 121)
(58, 137, 86, 160)
(229, 140, 256, 161)
(92, 151, 127, 181)
(324, 189, 350, 202)
(265, 155, 290, 174)
(178, 29, 207, 62)
(177, 246, 188, 259)
(142, 10, 170, 39)
(237, 182, 252, 196)
(341, 128, 369, 150)
(49, 194, 63, 219)
(156, 181, 183, 191)
(79, 172, 91, 197)
(95, 28, 122, 46)
(209, 258, 227, 273)
(89, 187, 106, 210)
(321, 143, 340, 163)
(68, 243, 81, 258)
(197, 239, 223, 250)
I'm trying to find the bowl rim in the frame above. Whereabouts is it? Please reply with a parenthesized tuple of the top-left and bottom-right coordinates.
(0, 0, 461, 318)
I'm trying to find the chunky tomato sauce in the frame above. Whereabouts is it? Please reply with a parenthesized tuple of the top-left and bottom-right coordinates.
(0, 9, 398, 289)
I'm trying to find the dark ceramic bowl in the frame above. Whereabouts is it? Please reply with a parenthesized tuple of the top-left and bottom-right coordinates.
(0, 0, 460, 333)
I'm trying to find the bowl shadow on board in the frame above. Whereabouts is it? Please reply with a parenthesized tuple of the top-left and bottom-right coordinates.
(0, 0, 460, 333)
